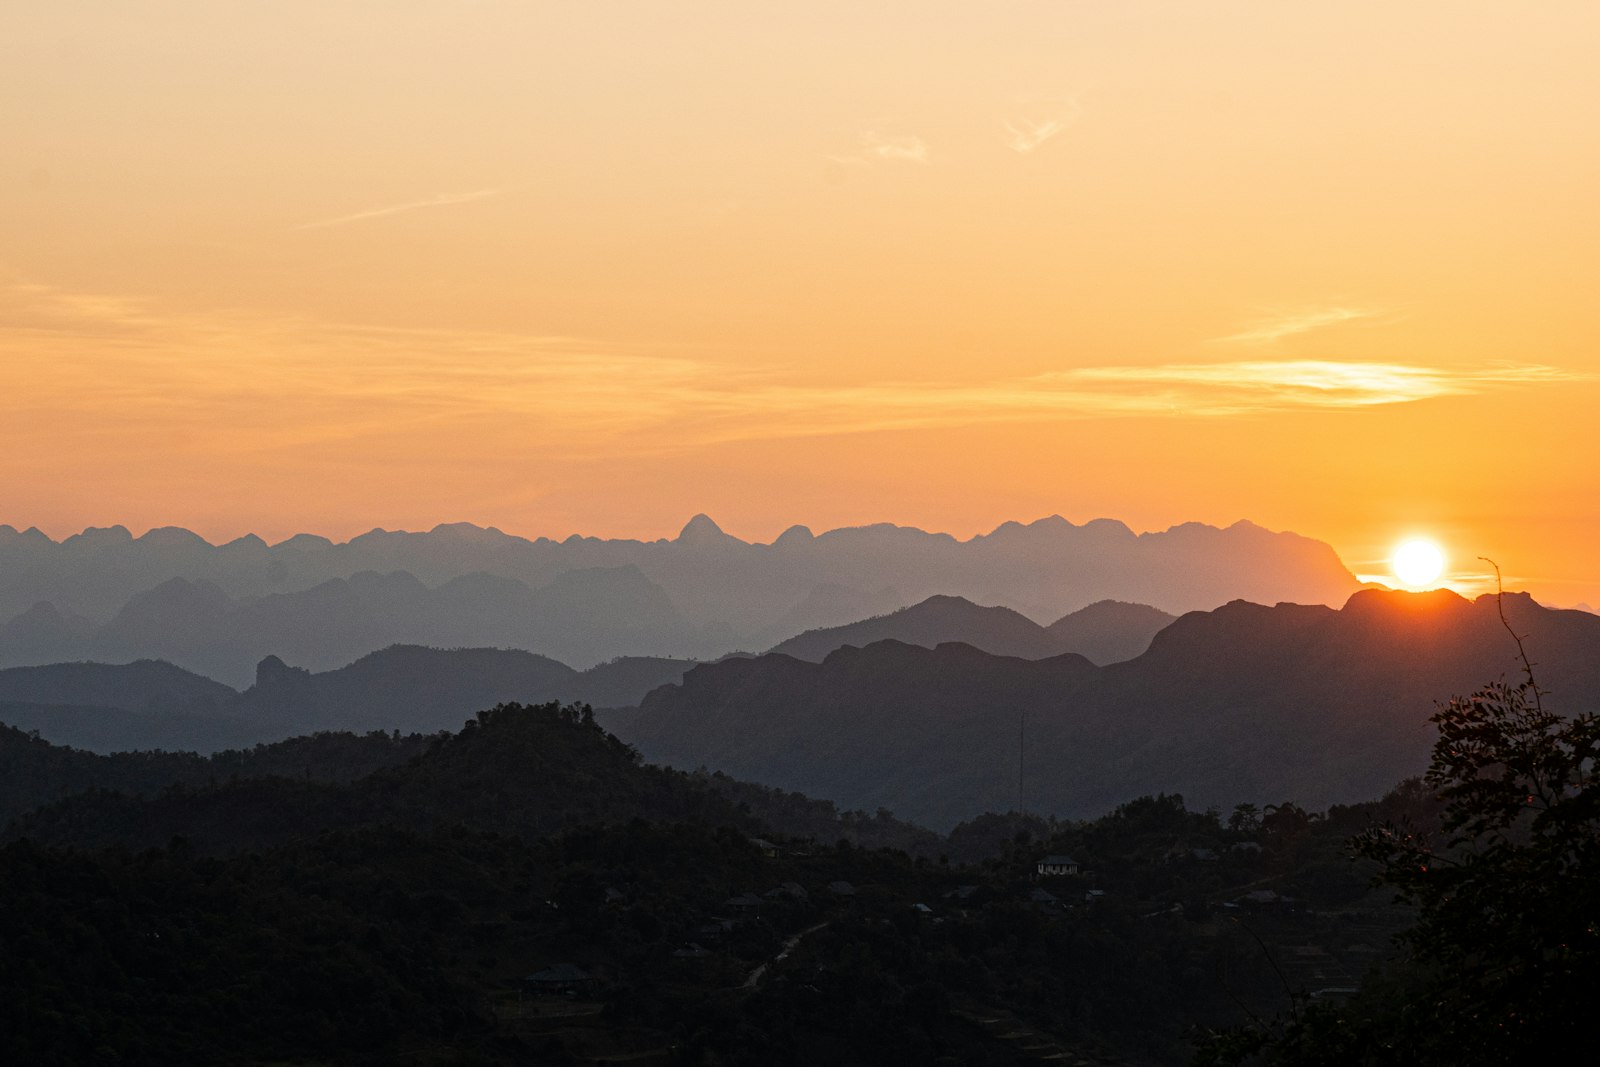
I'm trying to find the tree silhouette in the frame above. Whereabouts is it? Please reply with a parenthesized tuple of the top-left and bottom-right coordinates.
(1225, 579, 1600, 1065)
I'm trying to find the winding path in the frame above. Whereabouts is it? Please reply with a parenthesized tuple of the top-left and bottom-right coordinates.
(741, 921, 829, 990)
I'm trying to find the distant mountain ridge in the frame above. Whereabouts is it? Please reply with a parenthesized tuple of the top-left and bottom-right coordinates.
(0, 590, 1171, 751)
(605, 589, 1600, 829)
(768, 595, 1175, 664)
(0, 514, 1358, 679)
(0, 648, 701, 753)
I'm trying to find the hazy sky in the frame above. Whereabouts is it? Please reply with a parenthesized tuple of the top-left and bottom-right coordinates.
(4, 2, 1597, 603)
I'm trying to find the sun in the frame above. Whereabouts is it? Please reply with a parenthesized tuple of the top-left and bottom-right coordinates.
(1392, 537, 1447, 588)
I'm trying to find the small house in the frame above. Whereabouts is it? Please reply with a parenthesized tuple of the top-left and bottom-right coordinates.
(1036, 854, 1079, 878)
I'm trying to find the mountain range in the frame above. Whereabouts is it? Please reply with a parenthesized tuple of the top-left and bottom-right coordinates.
(603, 588, 1600, 829)
(769, 595, 1175, 664)
(0, 647, 700, 753)
(0, 515, 1358, 683)
(0, 590, 1179, 753)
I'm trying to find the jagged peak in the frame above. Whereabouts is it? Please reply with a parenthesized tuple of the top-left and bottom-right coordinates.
(254, 654, 311, 688)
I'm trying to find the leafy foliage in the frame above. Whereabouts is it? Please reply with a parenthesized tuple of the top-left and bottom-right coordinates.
(1344, 676, 1600, 1061)
(1219, 660, 1600, 1065)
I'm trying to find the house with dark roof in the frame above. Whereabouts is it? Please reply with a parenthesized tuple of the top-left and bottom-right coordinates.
(1035, 854, 1079, 877)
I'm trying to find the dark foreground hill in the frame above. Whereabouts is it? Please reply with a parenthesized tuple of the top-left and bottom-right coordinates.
(607, 589, 1600, 829)
(768, 594, 1174, 663)
(1, 702, 940, 857)
(0, 697, 1438, 1067)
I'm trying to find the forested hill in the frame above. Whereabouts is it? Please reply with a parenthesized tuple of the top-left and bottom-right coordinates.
(0, 721, 436, 829)
(0, 691, 1443, 1067)
(3, 702, 940, 857)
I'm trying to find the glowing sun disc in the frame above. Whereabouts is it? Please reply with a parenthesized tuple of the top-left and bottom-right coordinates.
(1393, 538, 1447, 588)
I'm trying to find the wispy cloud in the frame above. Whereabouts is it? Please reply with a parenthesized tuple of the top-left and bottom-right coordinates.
(293, 188, 501, 231)
(1, 284, 1582, 462)
(1002, 97, 1081, 155)
(674, 361, 1578, 442)
(1212, 306, 1382, 346)
(1051, 360, 1573, 413)
(999, 92, 1082, 154)
(832, 131, 930, 167)
(1003, 118, 1066, 154)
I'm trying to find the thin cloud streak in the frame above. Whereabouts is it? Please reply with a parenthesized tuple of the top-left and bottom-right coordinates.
(1213, 307, 1381, 345)
(1054, 359, 1547, 407)
(677, 361, 1579, 443)
(1, 285, 1582, 459)
(293, 188, 501, 230)
(859, 132, 930, 164)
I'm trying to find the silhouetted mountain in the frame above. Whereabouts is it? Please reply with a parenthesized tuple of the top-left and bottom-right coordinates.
(1043, 599, 1176, 664)
(0, 646, 700, 754)
(0, 659, 249, 752)
(748, 581, 907, 648)
(237, 645, 582, 735)
(1, 516, 1360, 673)
(770, 595, 1066, 661)
(0, 601, 93, 665)
(88, 577, 251, 678)
(606, 590, 1600, 829)
(8, 564, 698, 687)
(767, 594, 1176, 663)
(0, 658, 236, 711)
(235, 645, 707, 738)
(5, 701, 939, 857)
(580, 655, 707, 707)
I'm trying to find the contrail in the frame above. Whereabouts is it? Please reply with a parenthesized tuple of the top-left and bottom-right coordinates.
(294, 188, 501, 230)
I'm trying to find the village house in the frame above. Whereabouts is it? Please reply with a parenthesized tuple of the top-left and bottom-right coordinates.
(1035, 854, 1079, 878)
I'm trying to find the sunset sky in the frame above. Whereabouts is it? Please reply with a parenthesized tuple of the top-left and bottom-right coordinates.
(5, 2, 1598, 605)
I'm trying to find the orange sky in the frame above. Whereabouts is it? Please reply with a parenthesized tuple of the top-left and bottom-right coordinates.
(4, 2, 1598, 605)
